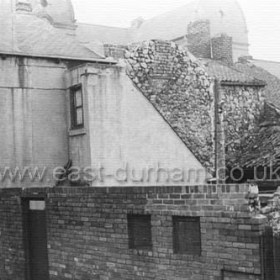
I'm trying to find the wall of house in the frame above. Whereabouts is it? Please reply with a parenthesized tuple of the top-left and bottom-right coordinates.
(0, 185, 266, 280)
(65, 62, 208, 186)
(220, 85, 265, 167)
(0, 0, 15, 52)
(0, 57, 69, 188)
(126, 40, 215, 170)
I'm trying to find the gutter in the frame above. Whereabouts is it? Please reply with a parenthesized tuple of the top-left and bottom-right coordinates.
(0, 51, 117, 64)
(220, 81, 266, 87)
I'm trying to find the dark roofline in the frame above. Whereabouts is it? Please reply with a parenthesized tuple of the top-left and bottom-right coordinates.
(233, 42, 250, 47)
(77, 21, 130, 31)
(172, 35, 187, 42)
(265, 101, 280, 113)
(172, 35, 250, 47)
(220, 80, 266, 87)
(0, 51, 117, 64)
(251, 58, 280, 64)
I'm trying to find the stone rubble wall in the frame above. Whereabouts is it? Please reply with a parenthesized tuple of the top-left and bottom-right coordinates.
(125, 40, 215, 169)
(102, 40, 266, 170)
(221, 86, 265, 166)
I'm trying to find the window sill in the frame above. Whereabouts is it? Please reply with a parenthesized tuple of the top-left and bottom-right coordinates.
(130, 248, 153, 256)
(69, 128, 87, 137)
(172, 252, 203, 262)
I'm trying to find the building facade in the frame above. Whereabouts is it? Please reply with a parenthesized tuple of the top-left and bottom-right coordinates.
(1, 1, 280, 280)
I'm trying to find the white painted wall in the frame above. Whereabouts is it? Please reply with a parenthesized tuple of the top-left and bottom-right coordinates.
(67, 64, 209, 186)
(0, 57, 68, 188)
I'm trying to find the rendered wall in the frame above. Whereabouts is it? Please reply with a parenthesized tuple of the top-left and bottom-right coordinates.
(0, 57, 68, 188)
(66, 62, 208, 186)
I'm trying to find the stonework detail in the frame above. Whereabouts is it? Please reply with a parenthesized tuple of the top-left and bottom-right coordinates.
(125, 40, 214, 168)
(104, 44, 127, 60)
(212, 34, 233, 65)
(221, 86, 265, 166)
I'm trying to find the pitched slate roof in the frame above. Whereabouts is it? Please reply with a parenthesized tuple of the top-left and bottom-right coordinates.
(201, 59, 265, 85)
(74, 0, 249, 61)
(77, 23, 132, 45)
(0, 13, 105, 62)
(250, 59, 280, 80)
(38, 0, 76, 27)
(244, 126, 280, 167)
(240, 104, 280, 167)
(234, 60, 280, 108)
(238, 103, 280, 168)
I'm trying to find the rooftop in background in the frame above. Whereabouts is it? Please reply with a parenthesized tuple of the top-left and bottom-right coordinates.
(77, 22, 133, 45)
(238, 102, 280, 168)
(0, 0, 106, 62)
(0, 0, 252, 63)
(134, 0, 247, 43)
(201, 59, 265, 86)
(249, 59, 280, 80)
(30, 0, 76, 29)
(235, 59, 280, 108)
(75, 0, 249, 62)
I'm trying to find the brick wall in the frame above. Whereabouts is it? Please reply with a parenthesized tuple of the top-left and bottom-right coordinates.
(212, 34, 233, 65)
(0, 189, 25, 280)
(0, 185, 267, 280)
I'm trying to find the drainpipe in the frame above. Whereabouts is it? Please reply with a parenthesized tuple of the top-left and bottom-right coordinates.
(214, 79, 226, 183)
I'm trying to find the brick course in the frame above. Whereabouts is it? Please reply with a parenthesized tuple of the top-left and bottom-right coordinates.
(0, 185, 266, 280)
(212, 34, 233, 65)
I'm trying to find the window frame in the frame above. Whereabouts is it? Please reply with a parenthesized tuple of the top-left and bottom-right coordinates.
(127, 214, 152, 250)
(70, 84, 84, 130)
(173, 216, 201, 256)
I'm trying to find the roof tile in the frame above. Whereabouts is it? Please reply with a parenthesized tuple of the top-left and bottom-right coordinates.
(0, 13, 104, 61)
(201, 59, 265, 85)
(234, 61, 280, 108)
(234, 103, 280, 168)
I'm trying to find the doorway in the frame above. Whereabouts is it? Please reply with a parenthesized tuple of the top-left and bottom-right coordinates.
(22, 198, 49, 280)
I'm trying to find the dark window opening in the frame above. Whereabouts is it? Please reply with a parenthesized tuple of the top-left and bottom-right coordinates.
(127, 214, 152, 250)
(70, 85, 84, 129)
(173, 216, 201, 255)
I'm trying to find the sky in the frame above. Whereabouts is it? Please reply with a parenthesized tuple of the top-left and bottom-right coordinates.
(72, 0, 280, 62)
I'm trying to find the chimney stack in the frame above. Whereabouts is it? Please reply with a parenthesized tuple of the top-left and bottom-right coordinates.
(211, 34, 233, 64)
(187, 19, 211, 58)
